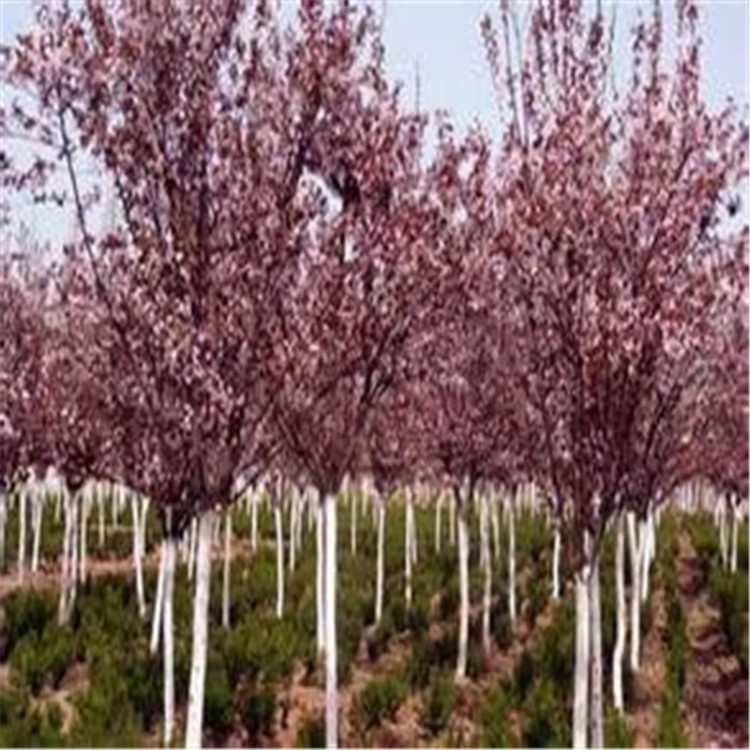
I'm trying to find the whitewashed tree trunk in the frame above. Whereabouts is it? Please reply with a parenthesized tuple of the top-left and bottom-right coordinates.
(491, 492, 501, 561)
(480, 493, 492, 655)
(290, 489, 298, 571)
(162, 530, 176, 747)
(274, 502, 284, 619)
(58, 490, 73, 625)
(375, 494, 386, 626)
(552, 520, 561, 600)
(626, 511, 641, 672)
(31, 491, 43, 574)
(132, 495, 147, 619)
(151, 538, 167, 654)
(186, 511, 215, 749)
(79, 489, 88, 583)
(588, 551, 603, 748)
(316, 499, 325, 655)
(222, 511, 232, 628)
(719, 496, 729, 568)
(508, 493, 517, 629)
(456, 499, 470, 681)
(187, 516, 198, 580)
(573, 564, 591, 749)
(731, 500, 739, 574)
(323, 493, 338, 749)
(613, 512, 627, 713)
(17, 485, 26, 584)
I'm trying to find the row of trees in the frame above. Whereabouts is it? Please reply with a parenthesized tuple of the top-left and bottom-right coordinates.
(1, 0, 747, 747)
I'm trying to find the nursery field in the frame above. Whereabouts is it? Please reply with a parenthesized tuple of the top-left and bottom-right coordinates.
(0, 494, 747, 748)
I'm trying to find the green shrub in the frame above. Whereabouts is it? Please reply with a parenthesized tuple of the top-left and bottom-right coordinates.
(356, 674, 407, 730)
(420, 673, 456, 736)
(605, 710, 635, 748)
(0, 687, 65, 748)
(296, 715, 325, 748)
(203, 658, 233, 738)
(406, 638, 431, 689)
(241, 683, 276, 742)
(1, 589, 56, 660)
(656, 688, 686, 748)
(710, 568, 749, 674)
(480, 686, 517, 747)
(522, 677, 570, 748)
(9, 624, 75, 695)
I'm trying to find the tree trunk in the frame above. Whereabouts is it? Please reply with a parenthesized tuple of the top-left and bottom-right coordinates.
(222, 510, 232, 628)
(375, 494, 385, 626)
(316, 498, 325, 655)
(290, 488, 298, 571)
(31, 491, 43, 574)
(508, 493, 517, 630)
(323, 493, 338, 749)
(132, 495, 147, 618)
(79, 489, 88, 584)
(626, 511, 641, 672)
(185, 510, 215, 749)
(17, 485, 26, 584)
(58, 490, 73, 625)
(275, 502, 284, 619)
(491, 492, 501, 561)
(187, 517, 197, 580)
(588, 551, 603, 748)
(162, 531, 177, 747)
(456, 499, 470, 681)
(638, 515, 650, 605)
(573, 565, 591, 749)
(150, 538, 167, 654)
(552, 520, 561, 600)
(0, 491, 6, 569)
(731, 500, 739, 574)
(449, 493, 456, 546)
(613, 512, 627, 712)
(98, 486, 105, 547)
(480, 493, 492, 655)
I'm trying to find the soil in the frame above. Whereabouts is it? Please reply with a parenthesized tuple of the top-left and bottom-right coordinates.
(676, 532, 749, 749)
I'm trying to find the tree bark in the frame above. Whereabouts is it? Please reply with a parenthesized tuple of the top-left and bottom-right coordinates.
(185, 510, 215, 749)
(31, 490, 43, 574)
(18, 485, 26, 584)
(316, 497, 326, 655)
(250, 489, 259, 552)
(405, 489, 413, 610)
(435, 492, 442, 554)
(0, 491, 6, 569)
(480, 493, 493, 655)
(731, 499, 739, 574)
(613, 512, 627, 712)
(132, 494, 147, 618)
(323, 493, 338, 749)
(456, 498, 470, 681)
(79, 488, 88, 584)
(552, 520, 561, 600)
(449, 493, 456, 546)
(350, 484, 357, 556)
(508, 492, 517, 630)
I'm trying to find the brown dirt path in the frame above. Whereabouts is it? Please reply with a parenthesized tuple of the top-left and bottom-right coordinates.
(676, 532, 748, 749)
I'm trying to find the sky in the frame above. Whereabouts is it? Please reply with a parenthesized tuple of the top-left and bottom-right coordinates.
(0, 0, 748, 247)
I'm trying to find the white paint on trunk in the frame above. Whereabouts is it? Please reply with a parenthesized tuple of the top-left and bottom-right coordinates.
(222, 511, 232, 628)
(435, 493, 442, 554)
(290, 489, 298, 571)
(456, 500, 470, 681)
(552, 521, 561, 600)
(98, 487, 105, 547)
(405, 490, 413, 610)
(132, 494, 147, 619)
(626, 511, 641, 672)
(162, 532, 177, 747)
(480, 493, 492, 655)
(613, 512, 627, 713)
(274, 502, 284, 619)
(731, 500, 739, 574)
(250, 489, 259, 552)
(350, 485, 357, 556)
(150, 538, 167, 654)
(588, 551, 603, 748)
(187, 517, 197, 580)
(185, 511, 215, 749)
(17, 485, 26, 584)
(491, 492, 501, 561)
(573, 565, 591, 749)
(323, 493, 338, 749)
(638, 516, 650, 604)
(449, 493, 456, 546)
(0, 491, 6, 569)
(316, 499, 325, 655)
(79, 489, 88, 584)
(31, 491, 43, 574)
(375, 494, 385, 625)
(58, 489, 73, 625)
